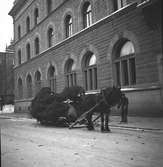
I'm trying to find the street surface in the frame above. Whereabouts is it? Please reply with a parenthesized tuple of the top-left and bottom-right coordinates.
(1, 117, 163, 167)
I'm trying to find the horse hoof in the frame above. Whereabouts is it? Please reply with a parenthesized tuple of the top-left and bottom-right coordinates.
(101, 129, 111, 133)
(87, 126, 94, 130)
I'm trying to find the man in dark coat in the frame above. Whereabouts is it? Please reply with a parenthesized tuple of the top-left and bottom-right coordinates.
(118, 93, 129, 123)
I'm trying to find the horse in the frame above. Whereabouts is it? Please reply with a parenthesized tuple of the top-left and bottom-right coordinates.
(78, 86, 123, 132)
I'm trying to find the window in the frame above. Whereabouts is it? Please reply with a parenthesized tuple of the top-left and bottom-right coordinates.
(34, 8, 39, 25)
(83, 52, 97, 90)
(18, 50, 21, 65)
(35, 71, 41, 94)
(83, 2, 92, 28)
(35, 37, 40, 55)
(114, 40, 136, 86)
(18, 78, 23, 99)
(113, 0, 118, 11)
(26, 43, 31, 61)
(112, 0, 126, 11)
(47, 28, 53, 48)
(65, 15, 72, 38)
(65, 59, 77, 87)
(18, 25, 21, 39)
(47, 65, 56, 92)
(26, 16, 30, 33)
(47, 0, 52, 14)
(26, 74, 32, 98)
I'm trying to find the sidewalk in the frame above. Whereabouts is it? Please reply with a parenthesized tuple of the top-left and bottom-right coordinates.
(109, 116, 163, 131)
(0, 112, 32, 119)
(0, 112, 163, 131)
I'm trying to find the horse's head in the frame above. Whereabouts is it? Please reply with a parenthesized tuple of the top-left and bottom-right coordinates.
(101, 86, 122, 107)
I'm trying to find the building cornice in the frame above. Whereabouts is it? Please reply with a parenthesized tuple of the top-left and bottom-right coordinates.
(12, 0, 69, 44)
(8, 0, 28, 16)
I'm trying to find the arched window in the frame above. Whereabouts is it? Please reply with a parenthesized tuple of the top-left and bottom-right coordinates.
(26, 74, 32, 98)
(18, 78, 23, 99)
(65, 15, 72, 38)
(18, 25, 21, 39)
(82, 52, 97, 90)
(83, 2, 92, 28)
(18, 49, 21, 65)
(47, 27, 53, 48)
(26, 16, 30, 33)
(35, 37, 40, 55)
(113, 39, 136, 86)
(65, 59, 77, 87)
(35, 71, 41, 94)
(26, 43, 31, 61)
(47, 65, 56, 92)
(47, 0, 52, 14)
(34, 8, 39, 25)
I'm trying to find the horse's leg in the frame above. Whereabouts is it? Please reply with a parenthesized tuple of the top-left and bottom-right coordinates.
(87, 113, 94, 130)
(105, 110, 111, 132)
(100, 112, 104, 131)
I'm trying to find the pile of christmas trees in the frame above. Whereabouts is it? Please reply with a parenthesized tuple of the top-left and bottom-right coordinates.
(30, 86, 85, 126)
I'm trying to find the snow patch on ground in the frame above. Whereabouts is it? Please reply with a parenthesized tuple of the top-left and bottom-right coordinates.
(0, 105, 14, 114)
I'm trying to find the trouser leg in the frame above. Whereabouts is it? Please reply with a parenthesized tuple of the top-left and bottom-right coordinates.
(122, 106, 125, 122)
(124, 106, 128, 122)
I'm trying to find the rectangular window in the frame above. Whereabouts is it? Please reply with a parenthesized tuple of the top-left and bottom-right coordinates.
(47, 0, 52, 14)
(70, 74, 73, 86)
(27, 84, 32, 98)
(84, 70, 88, 90)
(113, 0, 118, 11)
(114, 0, 127, 10)
(66, 75, 69, 87)
(73, 73, 77, 86)
(122, 60, 129, 86)
(49, 78, 55, 92)
(49, 80, 52, 91)
(129, 58, 136, 85)
(117, 0, 123, 9)
(89, 69, 93, 90)
(66, 25, 72, 38)
(115, 62, 121, 86)
(18, 26, 21, 39)
(18, 55, 21, 65)
(69, 24, 72, 37)
(94, 67, 97, 89)
(19, 87, 23, 99)
(35, 81, 41, 94)
(87, 11, 92, 27)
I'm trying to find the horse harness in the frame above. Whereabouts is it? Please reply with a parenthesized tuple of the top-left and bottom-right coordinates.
(101, 88, 114, 108)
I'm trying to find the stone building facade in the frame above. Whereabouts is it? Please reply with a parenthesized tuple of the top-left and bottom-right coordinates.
(9, 0, 163, 115)
(0, 42, 14, 105)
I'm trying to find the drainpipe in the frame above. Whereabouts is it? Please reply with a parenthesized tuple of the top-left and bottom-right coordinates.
(4, 53, 7, 104)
